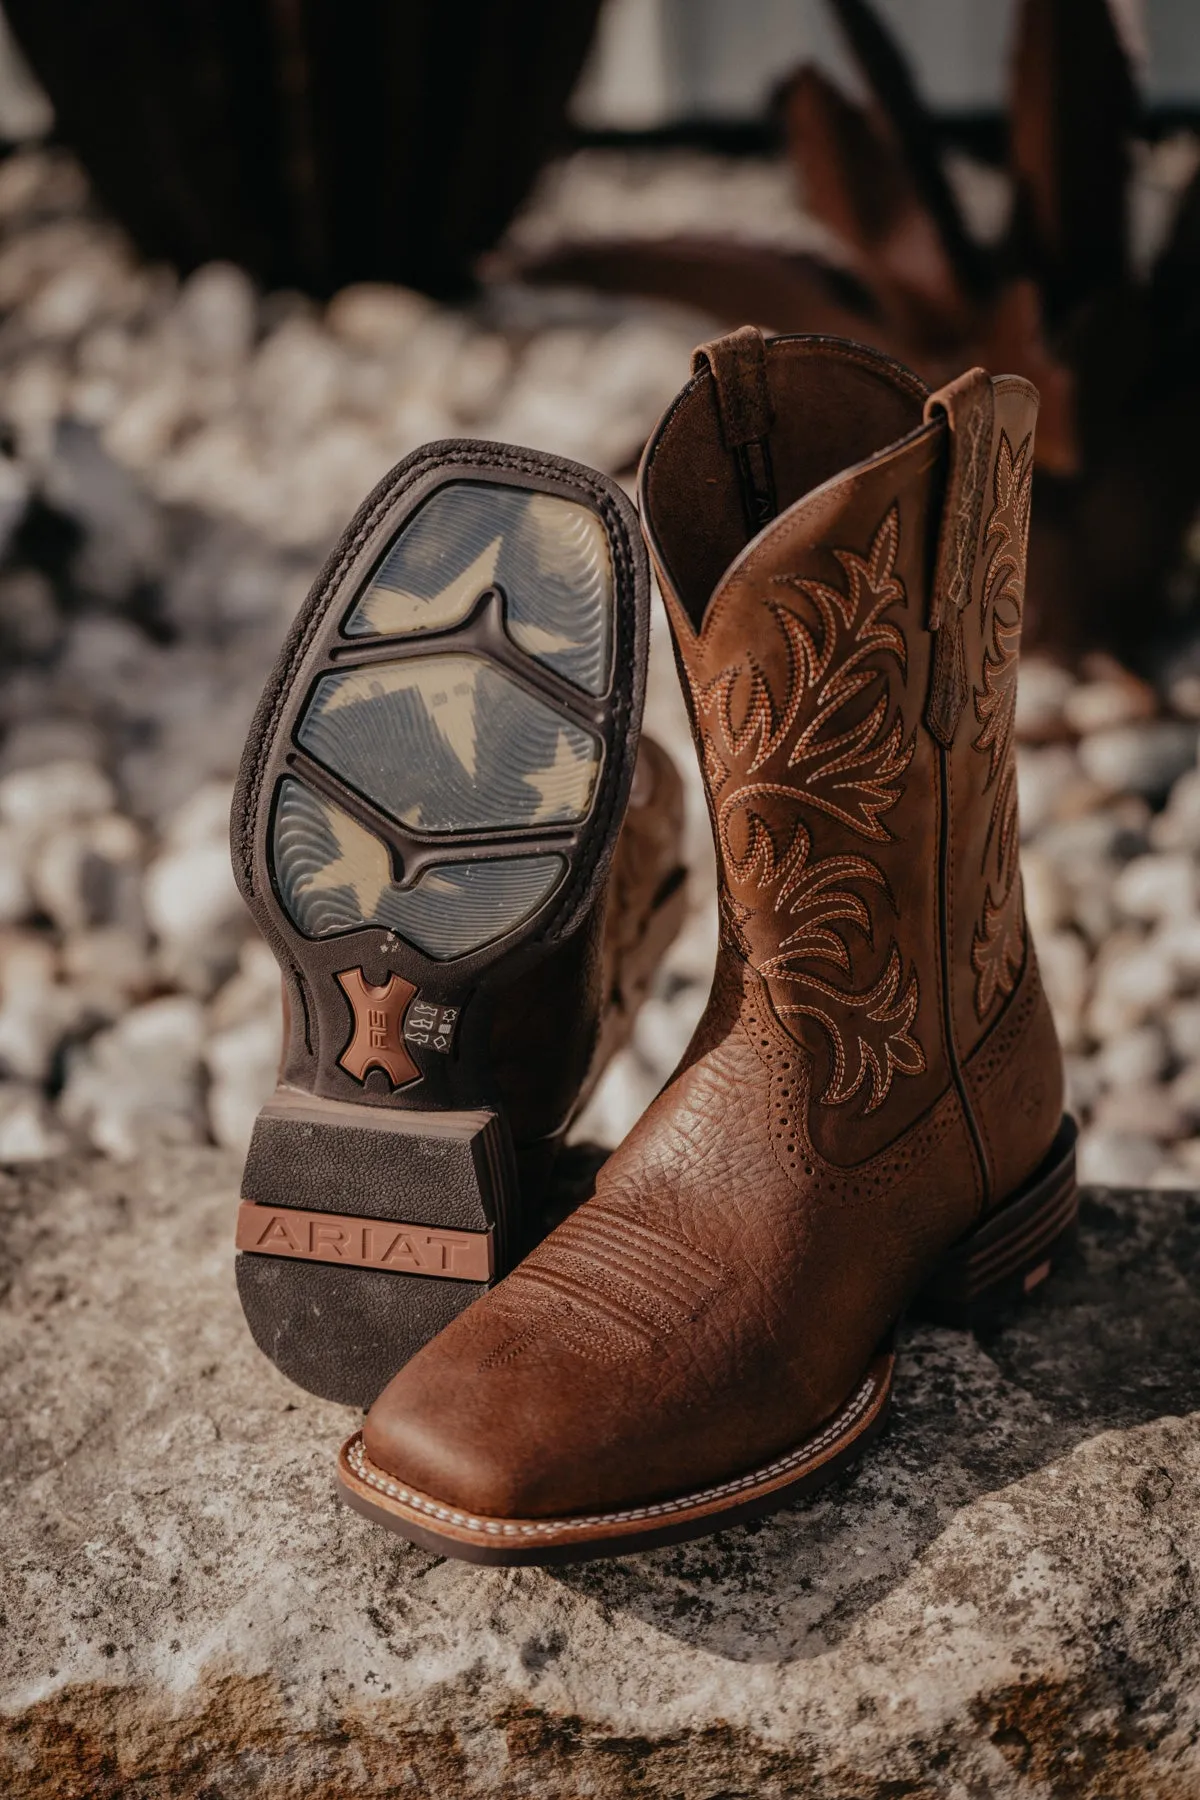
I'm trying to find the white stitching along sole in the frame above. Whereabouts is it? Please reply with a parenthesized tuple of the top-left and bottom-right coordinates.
(335, 1348, 894, 1563)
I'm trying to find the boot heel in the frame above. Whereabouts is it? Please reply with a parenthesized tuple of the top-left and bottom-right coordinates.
(915, 1116, 1078, 1329)
(234, 1088, 516, 1407)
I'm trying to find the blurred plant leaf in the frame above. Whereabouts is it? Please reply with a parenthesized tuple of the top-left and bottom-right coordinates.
(514, 0, 1198, 667)
(826, 0, 989, 299)
(1008, 0, 1137, 320)
(510, 237, 880, 339)
(782, 65, 970, 343)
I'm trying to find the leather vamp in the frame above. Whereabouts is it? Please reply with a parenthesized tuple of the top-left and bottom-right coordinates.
(363, 959, 979, 1519)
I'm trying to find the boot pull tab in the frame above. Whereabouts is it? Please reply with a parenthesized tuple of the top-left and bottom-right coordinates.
(923, 368, 995, 747)
(691, 325, 779, 538)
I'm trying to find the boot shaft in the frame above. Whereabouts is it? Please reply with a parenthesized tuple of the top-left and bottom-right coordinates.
(640, 330, 1043, 1180)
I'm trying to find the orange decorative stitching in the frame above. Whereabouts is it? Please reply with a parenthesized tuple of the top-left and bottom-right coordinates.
(695, 505, 925, 1111)
(971, 431, 1033, 1019)
(776, 945, 924, 1113)
(700, 506, 912, 838)
(741, 977, 958, 1192)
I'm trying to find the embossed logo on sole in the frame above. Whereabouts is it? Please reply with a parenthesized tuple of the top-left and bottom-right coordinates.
(335, 967, 419, 1086)
(236, 1201, 493, 1281)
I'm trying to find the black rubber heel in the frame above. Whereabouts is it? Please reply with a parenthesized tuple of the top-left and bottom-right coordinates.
(914, 1115, 1079, 1329)
(234, 1088, 516, 1406)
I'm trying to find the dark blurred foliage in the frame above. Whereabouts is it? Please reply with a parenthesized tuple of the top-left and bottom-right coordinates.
(3, 0, 603, 299)
(519, 0, 1200, 669)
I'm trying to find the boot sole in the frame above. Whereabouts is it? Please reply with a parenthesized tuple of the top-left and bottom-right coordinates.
(230, 441, 649, 1407)
(335, 1114, 1078, 1562)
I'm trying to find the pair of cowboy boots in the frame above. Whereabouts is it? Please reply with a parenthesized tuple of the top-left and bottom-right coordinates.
(233, 328, 1075, 1564)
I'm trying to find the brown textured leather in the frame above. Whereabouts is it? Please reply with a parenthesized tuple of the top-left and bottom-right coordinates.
(692, 324, 779, 532)
(363, 332, 1064, 1520)
(923, 368, 993, 746)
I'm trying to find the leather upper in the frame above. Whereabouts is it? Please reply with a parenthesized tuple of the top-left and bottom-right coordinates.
(363, 333, 1065, 1519)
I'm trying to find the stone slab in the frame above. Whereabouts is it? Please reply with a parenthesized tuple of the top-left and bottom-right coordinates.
(1, 1149, 1199, 1798)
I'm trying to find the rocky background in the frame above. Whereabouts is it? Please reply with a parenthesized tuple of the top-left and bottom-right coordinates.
(3, 127, 1200, 1800)
(0, 139, 1199, 1191)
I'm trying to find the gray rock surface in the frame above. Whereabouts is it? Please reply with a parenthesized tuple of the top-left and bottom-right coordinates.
(2, 1149, 1198, 1798)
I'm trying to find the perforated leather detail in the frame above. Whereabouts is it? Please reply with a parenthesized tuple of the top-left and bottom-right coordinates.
(964, 954, 1041, 1090)
(740, 976, 961, 1197)
(354, 346, 1064, 1538)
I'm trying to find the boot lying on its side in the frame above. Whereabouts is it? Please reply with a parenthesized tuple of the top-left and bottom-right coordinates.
(340, 331, 1075, 1561)
(230, 441, 686, 1409)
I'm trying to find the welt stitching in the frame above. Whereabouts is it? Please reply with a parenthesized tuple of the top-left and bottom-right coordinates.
(343, 1364, 882, 1534)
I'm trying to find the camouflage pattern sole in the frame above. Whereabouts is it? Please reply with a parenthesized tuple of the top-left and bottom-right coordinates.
(229, 442, 649, 1405)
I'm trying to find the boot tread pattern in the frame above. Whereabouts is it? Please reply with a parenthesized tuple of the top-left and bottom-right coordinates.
(230, 445, 648, 1408)
(273, 478, 614, 962)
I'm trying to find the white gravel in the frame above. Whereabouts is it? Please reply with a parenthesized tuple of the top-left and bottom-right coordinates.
(0, 143, 1197, 1189)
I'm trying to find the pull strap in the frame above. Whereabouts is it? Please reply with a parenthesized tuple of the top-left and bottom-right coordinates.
(923, 368, 994, 747)
(691, 325, 779, 536)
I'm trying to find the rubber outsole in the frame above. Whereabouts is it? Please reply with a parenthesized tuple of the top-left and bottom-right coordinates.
(230, 442, 649, 1407)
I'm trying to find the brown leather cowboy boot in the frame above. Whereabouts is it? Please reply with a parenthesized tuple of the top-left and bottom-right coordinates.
(230, 440, 686, 1407)
(340, 333, 1076, 1561)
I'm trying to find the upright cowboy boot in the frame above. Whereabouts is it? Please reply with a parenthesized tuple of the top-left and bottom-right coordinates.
(230, 440, 686, 1408)
(340, 333, 1076, 1560)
